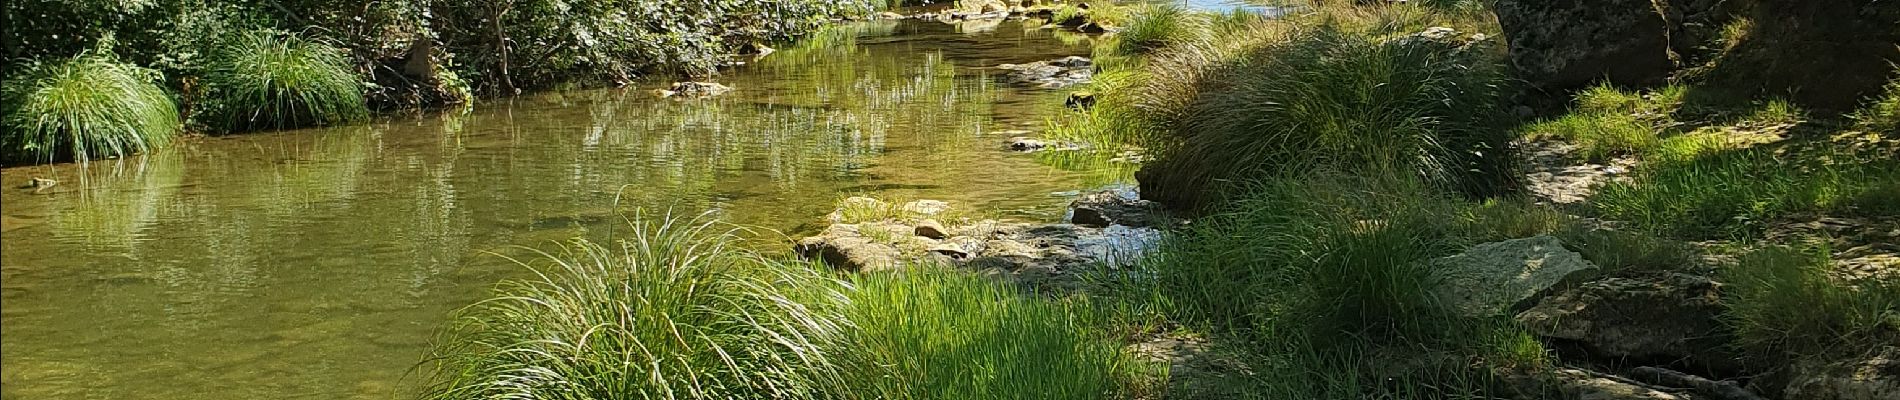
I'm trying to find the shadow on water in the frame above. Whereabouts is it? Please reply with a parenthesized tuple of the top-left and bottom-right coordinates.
(0, 18, 1118, 400)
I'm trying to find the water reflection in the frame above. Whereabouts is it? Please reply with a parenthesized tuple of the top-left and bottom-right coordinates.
(0, 18, 1110, 400)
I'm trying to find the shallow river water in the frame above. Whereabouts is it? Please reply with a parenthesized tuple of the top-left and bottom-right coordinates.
(0, 18, 1136, 400)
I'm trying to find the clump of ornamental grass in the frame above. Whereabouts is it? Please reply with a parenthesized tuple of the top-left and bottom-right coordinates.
(1723, 244, 1900, 366)
(1100, 171, 1548, 398)
(1, 50, 179, 163)
(843, 267, 1143, 400)
(202, 30, 367, 132)
(1134, 21, 1511, 211)
(1114, 4, 1201, 56)
(420, 213, 853, 400)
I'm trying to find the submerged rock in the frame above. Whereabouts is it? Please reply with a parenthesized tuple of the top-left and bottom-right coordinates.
(654, 82, 733, 98)
(1432, 235, 1599, 318)
(1517, 273, 1741, 373)
(1006, 136, 1081, 152)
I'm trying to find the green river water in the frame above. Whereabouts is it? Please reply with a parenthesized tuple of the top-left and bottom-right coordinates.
(0, 19, 1133, 399)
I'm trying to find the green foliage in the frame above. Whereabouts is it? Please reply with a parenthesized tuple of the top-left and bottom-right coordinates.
(1593, 148, 1900, 239)
(1114, 5, 1198, 56)
(1553, 225, 1697, 275)
(201, 30, 367, 132)
(2, 49, 178, 162)
(844, 268, 1140, 400)
(422, 214, 854, 400)
(1852, 72, 1900, 132)
(1723, 245, 1900, 364)
(1521, 83, 1685, 162)
(1135, 19, 1511, 210)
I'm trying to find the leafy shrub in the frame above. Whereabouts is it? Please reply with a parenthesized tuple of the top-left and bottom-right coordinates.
(422, 215, 853, 400)
(1135, 21, 1511, 211)
(844, 268, 1139, 400)
(2, 49, 179, 163)
(201, 30, 367, 132)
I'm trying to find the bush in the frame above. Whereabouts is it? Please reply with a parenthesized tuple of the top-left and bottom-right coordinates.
(1133, 15, 1510, 211)
(201, 30, 367, 132)
(1, 49, 179, 163)
(1723, 245, 1900, 364)
(843, 268, 1139, 400)
(421, 214, 853, 400)
(1592, 148, 1900, 239)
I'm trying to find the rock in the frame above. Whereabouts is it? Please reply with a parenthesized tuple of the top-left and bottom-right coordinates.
(1517, 273, 1741, 373)
(655, 81, 732, 98)
(900, 200, 951, 217)
(915, 219, 950, 239)
(997, 57, 1095, 88)
(1432, 236, 1600, 317)
(1785, 346, 1900, 400)
(1077, 21, 1107, 33)
(1065, 91, 1096, 110)
(1067, 190, 1168, 228)
(877, 11, 904, 19)
(1493, 0, 1677, 89)
(20, 177, 56, 190)
(1007, 137, 1047, 151)
(1502, 368, 1698, 400)
(793, 224, 905, 272)
(927, 236, 986, 259)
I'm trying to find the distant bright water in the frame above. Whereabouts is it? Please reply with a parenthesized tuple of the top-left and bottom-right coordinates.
(0, 19, 1131, 400)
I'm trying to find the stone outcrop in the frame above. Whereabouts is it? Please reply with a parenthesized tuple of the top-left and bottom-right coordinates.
(1500, 368, 1701, 400)
(794, 191, 1165, 289)
(997, 56, 1094, 88)
(1493, 0, 1678, 89)
(1785, 346, 1900, 400)
(1517, 273, 1742, 373)
(1067, 190, 1171, 228)
(1431, 236, 1599, 317)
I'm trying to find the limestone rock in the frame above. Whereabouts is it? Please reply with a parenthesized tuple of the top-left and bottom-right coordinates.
(1432, 236, 1599, 317)
(1493, 0, 1676, 89)
(793, 224, 904, 272)
(1517, 273, 1740, 373)
(1786, 346, 1900, 400)
(914, 219, 950, 239)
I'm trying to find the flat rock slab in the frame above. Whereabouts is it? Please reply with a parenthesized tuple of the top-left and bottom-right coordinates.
(1432, 235, 1598, 318)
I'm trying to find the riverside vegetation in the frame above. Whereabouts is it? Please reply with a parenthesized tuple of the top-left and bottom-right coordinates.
(9, 0, 1898, 399)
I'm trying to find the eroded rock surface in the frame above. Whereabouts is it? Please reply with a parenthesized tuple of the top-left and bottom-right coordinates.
(1517, 273, 1741, 373)
(1785, 346, 1900, 400)
(1493, 0, 1676, 89)
(1432, 235, 1600, 318)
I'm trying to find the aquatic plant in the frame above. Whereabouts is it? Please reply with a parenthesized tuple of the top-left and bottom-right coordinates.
(421, 214, 854, 400)
(1, 49, 180, 163)
(202, 30, 367, 132)
(843, 267, 1141, 400)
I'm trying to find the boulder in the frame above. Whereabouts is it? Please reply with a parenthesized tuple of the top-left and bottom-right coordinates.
(1518, 273, 1741, 373)
(1077, 22, 1107, 34)
(997, 57, 1094, 88)
(793, 224, 905, 272)
(1493, 0, 1677, 89)
(1068, 190, 1168, 228)
(914, 219, 950, 239)
(900, 200, 951, 217)
(655, 81, 733, 98)
(1432, 236, 1600, 317)
(1785, 346, 1900, 400)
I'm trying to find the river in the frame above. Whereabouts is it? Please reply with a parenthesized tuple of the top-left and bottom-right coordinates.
(0, 18, 1134, 400)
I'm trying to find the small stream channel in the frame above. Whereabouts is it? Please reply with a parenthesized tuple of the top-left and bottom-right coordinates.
(0, 18, 1138, 400)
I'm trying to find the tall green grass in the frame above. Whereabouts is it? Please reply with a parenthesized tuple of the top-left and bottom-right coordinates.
(202, 30, 367, 132)
(1592, 148, 1900, 239)
(1, 50, 179, 163)
(1520, 83, 1684, 162)
(1723, 245, 1900, 365)
(1113, 5, 1198, 56)
(421, 215, 854, 400)
(844, 268, 1141, 400)
(1132, 11, 1511, 210)
(1853, 72, 1900, 132)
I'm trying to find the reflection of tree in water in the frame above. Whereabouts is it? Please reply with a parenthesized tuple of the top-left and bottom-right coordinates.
(241, 126, 377, 217)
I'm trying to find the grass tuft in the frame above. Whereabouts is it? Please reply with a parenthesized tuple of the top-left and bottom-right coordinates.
(1114, 5, 1198, 56)
(1593, 148, 1900, 239)
(2, 50, 179, 163)
(421, 213, 853, 400)
(844, 267, 1142, 400)
(202, 30, 367, 132)
(1851, 72, 1900, 132)
(1723, 244, 1900, 365)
